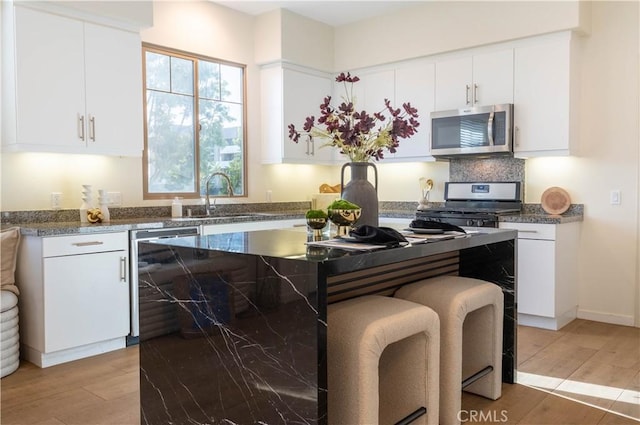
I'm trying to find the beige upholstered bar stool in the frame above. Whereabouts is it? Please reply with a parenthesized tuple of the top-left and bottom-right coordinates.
(328, 295, 440, 425)
(395, 276, 504, 425)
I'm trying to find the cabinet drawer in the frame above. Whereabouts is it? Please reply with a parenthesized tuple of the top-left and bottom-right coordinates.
(499, 222, 556, 240)
(43, 232, 128, 257)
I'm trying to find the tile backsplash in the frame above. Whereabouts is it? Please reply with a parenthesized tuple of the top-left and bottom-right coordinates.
(449, 157, 525, 183)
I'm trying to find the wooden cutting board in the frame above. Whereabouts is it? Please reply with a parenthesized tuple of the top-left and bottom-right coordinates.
(541, 187, 571, 215)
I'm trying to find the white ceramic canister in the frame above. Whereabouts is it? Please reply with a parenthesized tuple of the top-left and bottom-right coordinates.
(171, 197, 183, 218)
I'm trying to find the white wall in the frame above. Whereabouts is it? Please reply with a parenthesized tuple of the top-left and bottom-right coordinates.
(526, 2, 639, 326)
(334, 0, 590, 71)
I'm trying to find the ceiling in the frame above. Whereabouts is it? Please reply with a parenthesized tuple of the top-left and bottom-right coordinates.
(212, 1, 423, 26)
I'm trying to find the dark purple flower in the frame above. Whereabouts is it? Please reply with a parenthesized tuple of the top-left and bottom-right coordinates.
(288, 124, 300, 143)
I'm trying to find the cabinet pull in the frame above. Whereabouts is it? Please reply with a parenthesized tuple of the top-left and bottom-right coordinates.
(514, 126, 520, 147)
(78, 114, 85, 141)
(473, 83, 479, 104)
(465, 84, 471, 105)
(89, 115, 96, 142)
(310, 138, 315, 155)
(306, 136, 310, 155)
(72, 241, 104, 247)
(120, 256, 127, 282)
(517, 230, 538, 234)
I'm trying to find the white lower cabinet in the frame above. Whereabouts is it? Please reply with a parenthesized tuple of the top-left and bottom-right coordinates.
(499, 222, 580, 330)
(17, 232, 130, 367)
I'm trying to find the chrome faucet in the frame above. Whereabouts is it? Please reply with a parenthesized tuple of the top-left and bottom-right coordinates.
(205, 172, 234, 215)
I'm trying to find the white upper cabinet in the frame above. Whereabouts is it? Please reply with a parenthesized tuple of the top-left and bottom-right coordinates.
(346, 65, 435, 162)
(393, 61, 436, 161)
(513, 32, 579, 157)
(261, 63, 336, 164)
(349, 68, 395, 117)
(2, 5, 143, 157)
(434, 48, 514, 111)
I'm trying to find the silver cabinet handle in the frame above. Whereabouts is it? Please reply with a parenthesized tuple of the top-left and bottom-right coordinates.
(306, 136, 311, 155)
(310, 138, 315, 156)
(120, 256, 127, 282)
(78, 114, 85, 141)
(514, 126, 520, 147)
(72, 241, 104, 247)
(465, 84, 471, 105)
(89, 115, 96, 142)
(517, 230, 538, 234)
(474, 84, 479, 104)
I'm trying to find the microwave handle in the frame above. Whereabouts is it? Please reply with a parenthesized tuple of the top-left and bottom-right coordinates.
(487, 111, 495, 146)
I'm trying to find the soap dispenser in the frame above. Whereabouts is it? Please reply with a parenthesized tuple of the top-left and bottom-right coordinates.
(171, 197, 183, 218)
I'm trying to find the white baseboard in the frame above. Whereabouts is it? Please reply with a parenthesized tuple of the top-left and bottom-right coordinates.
(577, 309, 636, 327)
(21, 337, 126, 368)
(518, 313, 572, 330)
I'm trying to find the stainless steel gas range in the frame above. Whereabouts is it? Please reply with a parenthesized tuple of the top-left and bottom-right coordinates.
(416, 182, 522, 228)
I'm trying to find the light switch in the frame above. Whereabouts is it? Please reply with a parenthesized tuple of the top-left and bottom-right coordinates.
(610, 190, 621, 205)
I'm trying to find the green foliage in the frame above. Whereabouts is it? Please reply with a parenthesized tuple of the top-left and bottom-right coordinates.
(306, 209, 328, 219)
(328, 199, 360, 210)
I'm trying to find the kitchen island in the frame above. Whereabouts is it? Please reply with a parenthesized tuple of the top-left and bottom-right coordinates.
(137, 226, 517, 425)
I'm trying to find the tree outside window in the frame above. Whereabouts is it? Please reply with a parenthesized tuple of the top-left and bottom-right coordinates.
(143, 45, 246, 199)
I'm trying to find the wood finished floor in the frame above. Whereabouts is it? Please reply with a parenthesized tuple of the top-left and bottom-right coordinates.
(1, 319, 638, 424)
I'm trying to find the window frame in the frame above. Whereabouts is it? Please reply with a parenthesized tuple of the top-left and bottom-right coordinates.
(141, 43, 248, 200)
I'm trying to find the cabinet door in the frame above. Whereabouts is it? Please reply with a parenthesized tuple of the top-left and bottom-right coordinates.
(393, 62, 435, 160)
(355, 69, 395, 115)
(434, 56, 472, 110)
(13, 6, 86, 150)
(517, 238, 556, 317)
(44, 250, 129, 352)
(84, 23, 144, 156)
(282, 68, 335, 163)
(514, 36, 571, 155)
(472, 49, 514, 106)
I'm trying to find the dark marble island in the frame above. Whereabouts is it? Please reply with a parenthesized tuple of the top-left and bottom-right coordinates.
(137, 226, 517, 425)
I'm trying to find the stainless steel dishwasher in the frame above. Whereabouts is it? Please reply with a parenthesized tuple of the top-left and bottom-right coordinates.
(128, 226, 200, 345)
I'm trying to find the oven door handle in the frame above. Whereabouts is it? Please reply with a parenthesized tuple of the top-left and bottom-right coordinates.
(487, 111, 495, 146)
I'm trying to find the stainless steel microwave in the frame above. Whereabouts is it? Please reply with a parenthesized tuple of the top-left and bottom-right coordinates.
(430, 103, 513, 158)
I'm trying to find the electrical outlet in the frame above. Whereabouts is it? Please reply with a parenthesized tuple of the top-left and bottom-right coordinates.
(51, 192, 62, 210)
(108, 191, 122, 207)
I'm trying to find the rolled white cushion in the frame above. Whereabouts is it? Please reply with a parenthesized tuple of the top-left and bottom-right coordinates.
(1, 319, 18, 341)
(0, 350, 20, 377)
(1, 332, 19, 357)
(0, 291, 18, 313)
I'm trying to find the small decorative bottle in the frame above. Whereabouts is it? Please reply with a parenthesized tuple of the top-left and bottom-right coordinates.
(80, 184, 93, 223)
(98, 189, 110, 223)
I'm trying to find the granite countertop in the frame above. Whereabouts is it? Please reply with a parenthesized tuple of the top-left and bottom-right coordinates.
(2, 201, 584, 237)
(499, 203, 584, 224)
(5, 212, 305, 237)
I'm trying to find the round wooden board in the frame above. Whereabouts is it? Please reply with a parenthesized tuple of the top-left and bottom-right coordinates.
(541, 187, 571, 215)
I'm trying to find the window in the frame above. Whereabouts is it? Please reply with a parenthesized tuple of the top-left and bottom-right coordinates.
(142, 44, 246, 199)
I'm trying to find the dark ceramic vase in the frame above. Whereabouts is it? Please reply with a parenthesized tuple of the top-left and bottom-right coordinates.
(340, 162, 379, 227)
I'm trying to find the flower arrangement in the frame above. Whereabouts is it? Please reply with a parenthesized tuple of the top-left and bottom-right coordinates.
(288, 72, 420, 162)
